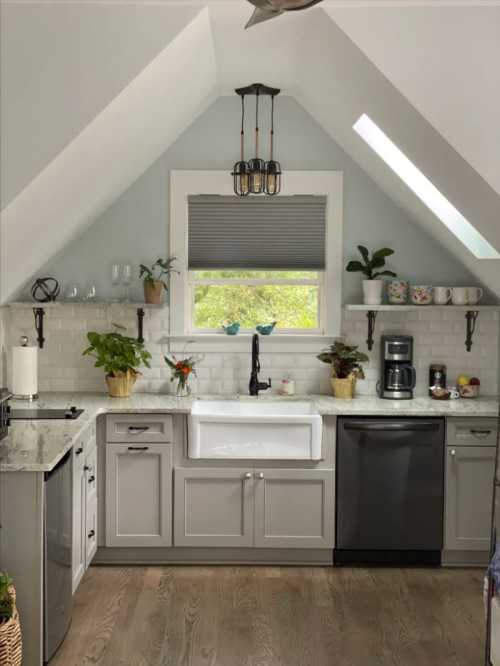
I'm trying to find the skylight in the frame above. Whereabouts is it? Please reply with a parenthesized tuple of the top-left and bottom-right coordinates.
(353, 114, 500, 260)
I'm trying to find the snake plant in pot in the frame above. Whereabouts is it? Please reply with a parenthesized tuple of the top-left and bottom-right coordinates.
(346, 245, 396, 305)
(139, 257, 178, 305)
(317, 341, 369, 399)
(82, 324, 151, 397)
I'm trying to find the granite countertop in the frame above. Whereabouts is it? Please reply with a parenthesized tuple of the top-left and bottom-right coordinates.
(1, 392, 498, 472)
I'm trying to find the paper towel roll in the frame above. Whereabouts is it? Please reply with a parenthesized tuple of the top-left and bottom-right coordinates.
(12, 346, 38, 398)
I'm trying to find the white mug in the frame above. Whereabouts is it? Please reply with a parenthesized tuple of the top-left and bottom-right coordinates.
(451, 287, 468, 305)
(434, 287, 452, 305)
(466, 287, 483, 305)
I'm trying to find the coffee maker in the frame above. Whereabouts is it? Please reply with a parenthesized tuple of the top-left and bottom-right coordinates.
(378, 335, 416, 400)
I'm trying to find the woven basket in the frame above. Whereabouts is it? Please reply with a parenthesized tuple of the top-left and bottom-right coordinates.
(105, 370, 138, 398)
(0, 587, 23, 666)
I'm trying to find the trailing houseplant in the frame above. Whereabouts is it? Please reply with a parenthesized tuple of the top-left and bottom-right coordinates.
(82, 324, 152, 397)
(317, 341, 369, 399)
(0, 572, 22, 665)
(139, 257, 178, 305)
(346, 245, 396, 305)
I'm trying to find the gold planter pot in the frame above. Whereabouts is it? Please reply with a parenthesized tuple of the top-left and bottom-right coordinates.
(105, 370, 138, 398)
(331, 375, 357, 400)
(143, 280, 164, 305)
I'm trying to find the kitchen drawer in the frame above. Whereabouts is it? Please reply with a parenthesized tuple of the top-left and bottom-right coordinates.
(85, 496, 98, 566)
(85, 446, 98, 504)
(447, 418, 498, 447)
(106, 414, 173, 443)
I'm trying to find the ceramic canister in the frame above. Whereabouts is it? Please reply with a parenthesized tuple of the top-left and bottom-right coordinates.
(410, 285, 433, 305)
(387, 280, 409, 304)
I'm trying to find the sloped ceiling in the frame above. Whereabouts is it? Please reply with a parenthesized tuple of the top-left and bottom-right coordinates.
(1, 0, 499, 303)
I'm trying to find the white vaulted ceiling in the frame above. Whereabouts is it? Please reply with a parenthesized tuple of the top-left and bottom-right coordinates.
(1, 0, 499, 302)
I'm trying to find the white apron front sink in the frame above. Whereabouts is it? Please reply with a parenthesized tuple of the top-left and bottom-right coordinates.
(188, 400, 322, 460)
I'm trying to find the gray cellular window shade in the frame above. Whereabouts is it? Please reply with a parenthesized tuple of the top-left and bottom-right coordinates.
(188, 195, 326, 270)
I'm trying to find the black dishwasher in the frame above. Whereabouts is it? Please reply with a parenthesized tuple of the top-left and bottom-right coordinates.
(335, 417, 445, 566)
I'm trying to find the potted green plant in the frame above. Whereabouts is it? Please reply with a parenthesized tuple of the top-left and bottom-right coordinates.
(82, 324, 152, 397)
(139, 257, 178, 305)
(346, 245, 396, 305)
(317, 341, 369, 399)
(0, 572, 22, 665)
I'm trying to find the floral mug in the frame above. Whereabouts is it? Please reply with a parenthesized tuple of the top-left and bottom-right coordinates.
(387, 280, 409, 305)
(410, 285, 433, 305)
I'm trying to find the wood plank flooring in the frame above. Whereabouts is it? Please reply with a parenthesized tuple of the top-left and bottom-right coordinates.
(51, 566, 485, 666)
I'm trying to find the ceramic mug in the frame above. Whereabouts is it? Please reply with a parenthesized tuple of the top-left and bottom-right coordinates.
(466, 287, 484, 305)
(451, 287, 468, 305)
(387, 280, 409, 305)
(433, 286, 452, 305)
(410, 285, 433, 305)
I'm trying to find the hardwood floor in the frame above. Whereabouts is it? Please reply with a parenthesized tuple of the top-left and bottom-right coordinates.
(51, 566, 485, 666)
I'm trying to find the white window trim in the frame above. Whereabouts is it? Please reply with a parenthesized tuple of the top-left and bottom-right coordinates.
(169, 170, 343, 352)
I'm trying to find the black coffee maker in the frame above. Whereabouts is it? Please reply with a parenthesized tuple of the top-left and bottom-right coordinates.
(378, 335, 416, 400)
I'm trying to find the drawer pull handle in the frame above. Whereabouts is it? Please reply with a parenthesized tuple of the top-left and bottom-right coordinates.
(128, 446, 149, 452)
(470, 429, 492, 435)
(450, 449, 456, 457)
(88, 529, 95, 539)
(257, 472, 264, 480)
(128, 426, 150, 433)
(75, 446, 83, 455)
(88, 475, 95, 484)
(244, 472, 252, 480)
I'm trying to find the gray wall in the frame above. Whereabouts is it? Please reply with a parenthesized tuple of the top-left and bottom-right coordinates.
(32, 96, 478, 304)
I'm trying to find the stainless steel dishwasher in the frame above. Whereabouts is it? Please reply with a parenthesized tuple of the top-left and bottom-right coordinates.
(44, 449, 73, 661)
(335, 417, 445, 566)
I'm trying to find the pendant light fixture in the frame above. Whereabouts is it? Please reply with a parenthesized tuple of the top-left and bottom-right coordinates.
(231, 95, 250, 197)
(265, 94, 282, 195)
(248, 89, 266, 195)
(231, 83, 281, 197)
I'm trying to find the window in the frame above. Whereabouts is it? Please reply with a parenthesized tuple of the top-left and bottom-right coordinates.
(190, 270, 323, 333)
(169, 171, 343, 348)
(353, 114, 500, 259)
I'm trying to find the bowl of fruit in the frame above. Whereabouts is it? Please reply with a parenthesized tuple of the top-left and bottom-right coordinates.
(457, 374, 480, 398)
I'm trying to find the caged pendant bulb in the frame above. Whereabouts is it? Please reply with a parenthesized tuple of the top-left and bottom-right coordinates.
(231, 83, 282, 196)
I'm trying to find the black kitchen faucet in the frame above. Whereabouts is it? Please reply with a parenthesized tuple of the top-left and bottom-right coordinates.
(249, 334, 272, 396)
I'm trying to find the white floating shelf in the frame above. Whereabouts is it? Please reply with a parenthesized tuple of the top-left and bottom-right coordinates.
(344, 304, 500, 312)
(8, 301, 167, 309)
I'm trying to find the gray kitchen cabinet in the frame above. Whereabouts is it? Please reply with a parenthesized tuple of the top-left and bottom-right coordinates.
(105, 442, 172, 547)
(72, 449, 87, 593)
(254, 469, 335, 548)
(445, 445, 495, 551)
(174, 468, 254, 547)
(72, 436, 98, 593)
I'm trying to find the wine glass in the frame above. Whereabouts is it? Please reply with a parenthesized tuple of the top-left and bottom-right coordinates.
(122, 264, 132, 303)
(111, 264, 121, 302)
(64, 284, 79, 301)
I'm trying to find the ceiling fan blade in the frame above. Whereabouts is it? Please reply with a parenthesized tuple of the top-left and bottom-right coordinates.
(245, 7, 282, 29)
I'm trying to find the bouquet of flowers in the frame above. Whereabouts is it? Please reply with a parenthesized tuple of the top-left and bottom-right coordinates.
(164, 351, 201, 397)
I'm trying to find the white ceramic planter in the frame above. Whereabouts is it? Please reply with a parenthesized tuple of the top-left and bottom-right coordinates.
(362, 279, 383, 305)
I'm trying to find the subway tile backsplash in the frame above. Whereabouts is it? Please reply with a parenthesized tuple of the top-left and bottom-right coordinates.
(3, 305, 498, 397)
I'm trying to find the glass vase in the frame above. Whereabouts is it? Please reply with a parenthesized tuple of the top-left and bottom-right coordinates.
(174, 376, 191, 397)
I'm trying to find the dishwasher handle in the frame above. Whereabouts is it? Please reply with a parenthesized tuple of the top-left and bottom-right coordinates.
(343, 421, 441, 432)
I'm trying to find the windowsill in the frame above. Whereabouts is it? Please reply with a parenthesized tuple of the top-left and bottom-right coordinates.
(169, 333, 340, 353)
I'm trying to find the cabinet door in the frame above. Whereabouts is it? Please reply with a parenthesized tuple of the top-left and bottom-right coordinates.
(105, 443, 172, 547)
(254, 469, 335, 549)
(72, 456, 86, 593)
(86, 497, 98, 566)
(174, 468, 254, 547)
(445, 445, 495, 551)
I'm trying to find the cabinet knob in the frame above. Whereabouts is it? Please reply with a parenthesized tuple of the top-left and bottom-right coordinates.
(450, 449, 456, 457)
(75, 446, 83, 455)
(244, 472, 252, 479)
(84, 465, 91, 471)
(88, 529, 95, 539)
(257, 472, 264, 479)
(88, 475, 95, 484)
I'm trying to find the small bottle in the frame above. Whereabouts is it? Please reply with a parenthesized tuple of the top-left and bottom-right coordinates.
(281, 376, 295, 396)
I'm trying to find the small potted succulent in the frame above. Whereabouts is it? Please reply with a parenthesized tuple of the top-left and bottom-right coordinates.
(0, 572, 22, 665)
(346, 245, 396, 305)
(139, 257, 178, 305)
(83, 324, 152, 397)
(317, 341, 369, 399)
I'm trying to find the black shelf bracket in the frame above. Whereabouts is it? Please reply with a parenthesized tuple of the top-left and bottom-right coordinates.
(465, 310, 479, 352)
(33, 307, 45, 349)
(366, 310, 378, 351)
(137, 308, 145, 344)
